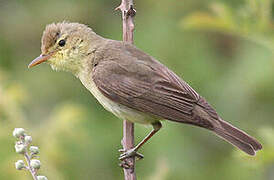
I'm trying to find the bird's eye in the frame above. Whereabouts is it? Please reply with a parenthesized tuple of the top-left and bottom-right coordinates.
(58, 39, 66, 47)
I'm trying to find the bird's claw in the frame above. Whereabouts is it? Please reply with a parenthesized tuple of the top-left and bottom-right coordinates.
(119, 148, 144, 161)
(119, 161, 132, 169)
(118, 148, 125, 153)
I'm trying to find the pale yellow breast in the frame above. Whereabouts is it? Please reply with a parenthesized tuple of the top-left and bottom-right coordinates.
(78, 72, 158, 125)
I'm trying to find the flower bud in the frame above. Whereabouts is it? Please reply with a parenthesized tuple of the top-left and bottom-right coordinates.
(30, 159, 41, 169)
(15, 144, 26, 154)
(37, 176, 48, 180)
(24, 136, 32, 144)
(13, 128, 25, 138)
(15, 160, 25, 170)
(29, 146, 39, 154)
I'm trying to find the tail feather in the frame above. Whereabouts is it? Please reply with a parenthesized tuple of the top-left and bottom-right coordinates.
(214, 128, 256, 155)
(218, 119, 262, 151)
(213, 119, 262, 156)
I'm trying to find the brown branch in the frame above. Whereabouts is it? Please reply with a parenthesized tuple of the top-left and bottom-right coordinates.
(115, 0, 136, 180)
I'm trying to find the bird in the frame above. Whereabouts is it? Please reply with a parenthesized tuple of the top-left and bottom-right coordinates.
(28, 22, 262, 160)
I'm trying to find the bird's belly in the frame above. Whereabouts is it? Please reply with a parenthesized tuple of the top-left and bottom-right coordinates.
(79, 76, 158, 125)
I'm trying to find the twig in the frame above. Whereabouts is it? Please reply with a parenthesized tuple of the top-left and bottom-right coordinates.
(115, 0, 136, 180)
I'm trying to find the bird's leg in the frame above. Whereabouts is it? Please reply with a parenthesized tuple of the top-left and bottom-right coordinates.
(119, 121, 162, 161)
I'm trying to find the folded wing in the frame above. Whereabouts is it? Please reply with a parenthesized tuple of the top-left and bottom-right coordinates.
(92, 43, 214, 128)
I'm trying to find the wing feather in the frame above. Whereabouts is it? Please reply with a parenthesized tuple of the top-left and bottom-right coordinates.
(93, 65, 200, 125)
(92, 41, 216, 127)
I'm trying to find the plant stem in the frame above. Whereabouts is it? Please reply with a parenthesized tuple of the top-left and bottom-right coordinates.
(24, 152, 38, 180)
(115, 0, 136, 179)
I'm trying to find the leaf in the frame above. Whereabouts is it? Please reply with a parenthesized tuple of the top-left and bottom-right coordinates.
(180, 12, 236, 32)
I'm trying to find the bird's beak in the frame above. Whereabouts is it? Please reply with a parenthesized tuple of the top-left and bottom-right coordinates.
(28, 52, 55, 68)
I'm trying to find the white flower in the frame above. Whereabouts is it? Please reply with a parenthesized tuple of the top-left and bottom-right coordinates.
(24, 136, 32, 144)
(30, 146, 39, 154)
(13, 128, 25, 138)
(30, 159, 41, 169)
(37, 176, 48, 180)
(15, 144, 26, 154)
(15, 160, 25, 170)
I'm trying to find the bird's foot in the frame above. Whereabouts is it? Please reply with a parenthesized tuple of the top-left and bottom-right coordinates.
(118, 148, 144, 169)
(119, 148, 144, 161)
(119, 160, 133, 169)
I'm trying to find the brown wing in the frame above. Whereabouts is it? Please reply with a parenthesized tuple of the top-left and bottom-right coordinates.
(92, 42, 217, 128)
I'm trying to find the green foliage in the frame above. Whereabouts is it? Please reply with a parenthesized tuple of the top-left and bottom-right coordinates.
(0, 0, 273, 179)
(181, 0, 274, 53)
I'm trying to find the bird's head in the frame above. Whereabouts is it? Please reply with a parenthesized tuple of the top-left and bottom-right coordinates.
(28, 22, 99, 75)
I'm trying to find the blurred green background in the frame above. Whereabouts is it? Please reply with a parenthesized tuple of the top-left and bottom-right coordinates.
(0, 0, 273, 179)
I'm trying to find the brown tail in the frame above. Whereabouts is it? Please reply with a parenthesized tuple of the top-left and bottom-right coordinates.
(214, 119, 262, 156)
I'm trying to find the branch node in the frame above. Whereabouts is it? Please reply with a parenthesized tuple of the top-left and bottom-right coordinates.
(126, 5, 136, 17)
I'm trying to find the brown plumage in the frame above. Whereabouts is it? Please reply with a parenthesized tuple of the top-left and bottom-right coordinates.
(29, 22, 262, 156)
(92, 41, 262, 155)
